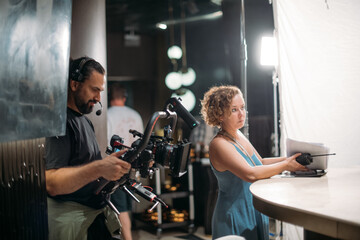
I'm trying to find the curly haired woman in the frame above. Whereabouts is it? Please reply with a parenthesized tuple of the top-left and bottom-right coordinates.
(201, 85, 307, 240)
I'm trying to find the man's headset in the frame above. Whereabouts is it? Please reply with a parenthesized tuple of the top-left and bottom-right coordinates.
(70, 57, 103, 115)
(70, 57, 93, 82)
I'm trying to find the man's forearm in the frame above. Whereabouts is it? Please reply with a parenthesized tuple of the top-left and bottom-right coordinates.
(46, 161, 101, 196)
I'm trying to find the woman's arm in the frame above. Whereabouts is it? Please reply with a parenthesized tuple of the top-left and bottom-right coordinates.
(209, 137, 306, 183)
(248, 137, 291, 165)
(256, 150, 287, 165)
(261, 157, 286, 165)
(237, 130, 287, 165)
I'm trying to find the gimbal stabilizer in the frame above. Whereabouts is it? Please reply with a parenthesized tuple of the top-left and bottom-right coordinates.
(94, 98, 199, 214)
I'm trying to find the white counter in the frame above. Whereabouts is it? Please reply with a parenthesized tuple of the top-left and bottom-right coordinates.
(250, 167, 360, 239)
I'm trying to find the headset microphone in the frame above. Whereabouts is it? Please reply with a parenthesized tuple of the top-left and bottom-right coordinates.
(96, 102, 103, 116)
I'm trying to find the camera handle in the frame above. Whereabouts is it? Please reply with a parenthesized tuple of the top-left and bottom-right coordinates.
(165, 97, 199, 129)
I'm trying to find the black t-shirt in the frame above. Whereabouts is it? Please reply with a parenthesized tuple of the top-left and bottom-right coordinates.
(45, 108, 105, 209)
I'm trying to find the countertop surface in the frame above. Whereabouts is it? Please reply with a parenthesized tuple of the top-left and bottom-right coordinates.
(250, 167, 360, 239)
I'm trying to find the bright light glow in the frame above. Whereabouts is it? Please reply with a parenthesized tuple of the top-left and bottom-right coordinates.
(171, 89, 196, 112)
(181, 67, 196, 86)
(165, 72, 182, 90)
(167, 45, 183, 59)
(260, 36, 278, 66)
(211, 0, 222, 6)
(156, 23, 167, 30)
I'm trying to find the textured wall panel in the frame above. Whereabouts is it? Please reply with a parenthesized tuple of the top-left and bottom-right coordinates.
(0, 138, 47, 240)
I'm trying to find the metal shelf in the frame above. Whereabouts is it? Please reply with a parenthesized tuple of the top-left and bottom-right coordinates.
(159, 191, 189, 199)
(134, 164, 194, 238)
(133, 214, 190, 229)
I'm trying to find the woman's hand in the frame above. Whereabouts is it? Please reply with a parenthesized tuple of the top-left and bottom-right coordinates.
(285, 153, 308, 172)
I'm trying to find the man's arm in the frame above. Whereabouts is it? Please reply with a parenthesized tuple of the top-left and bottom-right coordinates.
(46, 150, 131, 196)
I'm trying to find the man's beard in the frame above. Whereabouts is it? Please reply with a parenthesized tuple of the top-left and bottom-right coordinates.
(75, 97, 95, 114)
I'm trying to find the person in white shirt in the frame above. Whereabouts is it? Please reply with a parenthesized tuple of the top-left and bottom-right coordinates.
(107, 83, 144, 240)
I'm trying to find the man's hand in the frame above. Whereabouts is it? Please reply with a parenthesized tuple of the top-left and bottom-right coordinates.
(99, 149, 131, 181)
(148, 160, 155, 168)
(46, 149, 132, 196)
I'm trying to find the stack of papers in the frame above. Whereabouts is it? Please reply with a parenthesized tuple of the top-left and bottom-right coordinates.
(286, 138, 331, 170)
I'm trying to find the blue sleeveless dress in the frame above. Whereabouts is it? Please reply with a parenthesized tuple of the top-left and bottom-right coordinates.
(211, 143, 269, 240)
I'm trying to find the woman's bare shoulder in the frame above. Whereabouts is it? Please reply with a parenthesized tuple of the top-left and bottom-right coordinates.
(210, 135, 245, 172)
(210, 134, 227, 146)
(210, 135, 234, 157)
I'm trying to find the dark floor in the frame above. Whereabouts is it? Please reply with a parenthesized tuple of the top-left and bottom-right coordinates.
(131, 226, 212, 240)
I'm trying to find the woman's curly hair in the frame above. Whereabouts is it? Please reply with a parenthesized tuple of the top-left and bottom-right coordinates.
(200, 85, 242, 128)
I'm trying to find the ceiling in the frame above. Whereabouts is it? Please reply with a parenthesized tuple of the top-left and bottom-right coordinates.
(106, 0, 223, 34)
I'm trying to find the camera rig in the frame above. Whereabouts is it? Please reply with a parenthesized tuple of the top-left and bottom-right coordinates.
(94, 97, 199, 214)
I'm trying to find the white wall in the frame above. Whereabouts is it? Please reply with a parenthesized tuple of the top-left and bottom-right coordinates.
(274, 0, 360, 167)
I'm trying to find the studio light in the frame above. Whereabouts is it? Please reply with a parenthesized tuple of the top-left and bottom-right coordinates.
(181, 67, 196, 86)
(260, 36, 277, 66)
(167, 45, 183, 59)
(164, 0, 197, 91)
(156, 23, 167, 30)
(165, 72, 182, 90)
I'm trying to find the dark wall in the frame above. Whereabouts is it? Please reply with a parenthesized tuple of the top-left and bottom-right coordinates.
(106, 31, 170, 126)
(107, 32, 156, 79)
(187, 0, 275, 156)
(244, 1, 275, 117)
(105, 1, 275, 155)
(184, 18, 231, 116)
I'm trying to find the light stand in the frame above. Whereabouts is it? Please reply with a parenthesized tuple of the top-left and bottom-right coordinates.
(239, 0, 249, 139)
(272, 70, 279, 157)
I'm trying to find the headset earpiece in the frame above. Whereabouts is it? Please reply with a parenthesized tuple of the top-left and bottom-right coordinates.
(71, 57, 92, 82)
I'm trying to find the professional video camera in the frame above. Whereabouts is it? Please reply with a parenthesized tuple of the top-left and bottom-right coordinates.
(107, 127, 191, 179)
(94, 97, 199, 214)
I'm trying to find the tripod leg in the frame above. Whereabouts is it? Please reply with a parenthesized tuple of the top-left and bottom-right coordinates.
(104, 195, 120, 215)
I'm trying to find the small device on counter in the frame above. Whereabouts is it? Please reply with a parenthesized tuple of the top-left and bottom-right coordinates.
(296, 153, 336, 166)
(284, 153, 336, 178)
